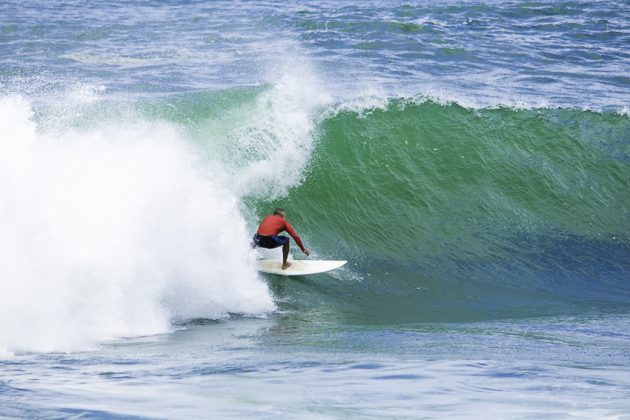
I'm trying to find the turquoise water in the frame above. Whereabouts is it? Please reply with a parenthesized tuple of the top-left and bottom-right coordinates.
(1, 1, 629, 417)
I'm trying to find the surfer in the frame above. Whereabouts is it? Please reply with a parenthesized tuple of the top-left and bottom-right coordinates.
(253, 208, 310, 269)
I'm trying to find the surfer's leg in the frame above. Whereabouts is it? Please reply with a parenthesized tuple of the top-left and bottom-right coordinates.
(282, 242, 291, 269)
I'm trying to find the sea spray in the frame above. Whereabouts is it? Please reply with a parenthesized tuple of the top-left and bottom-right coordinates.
(0, 95, 274, 355)
(194, 59, 332, 201)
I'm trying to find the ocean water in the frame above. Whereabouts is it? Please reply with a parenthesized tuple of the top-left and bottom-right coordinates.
(1, 0, 629, 418)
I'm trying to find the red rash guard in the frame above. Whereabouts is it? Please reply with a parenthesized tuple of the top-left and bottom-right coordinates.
(257, 214, 306, 252)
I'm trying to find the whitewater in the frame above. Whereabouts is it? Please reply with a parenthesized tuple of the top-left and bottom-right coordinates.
(1, 0, 629, 418)
(0, 64, 329, 355)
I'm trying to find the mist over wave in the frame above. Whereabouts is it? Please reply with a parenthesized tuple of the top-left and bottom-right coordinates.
(0, 95, 275, 355)
(193, 60, 332, 200)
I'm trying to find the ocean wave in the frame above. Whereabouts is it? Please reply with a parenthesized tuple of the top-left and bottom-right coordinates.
(268, 97, 630, 323)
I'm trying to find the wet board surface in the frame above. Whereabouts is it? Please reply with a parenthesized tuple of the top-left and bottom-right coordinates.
(257, 260, 347, 276)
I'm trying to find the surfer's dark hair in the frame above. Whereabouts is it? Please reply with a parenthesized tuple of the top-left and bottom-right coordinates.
(273, 208, 285, 216)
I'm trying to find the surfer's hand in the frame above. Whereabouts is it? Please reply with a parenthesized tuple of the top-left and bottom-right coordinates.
(303, 248, 311, 256)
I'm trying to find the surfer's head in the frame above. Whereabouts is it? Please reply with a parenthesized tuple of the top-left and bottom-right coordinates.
(273, 208, 286, 218)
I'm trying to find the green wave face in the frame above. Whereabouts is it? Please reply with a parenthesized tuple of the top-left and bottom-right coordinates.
(268, 101, 630, 323)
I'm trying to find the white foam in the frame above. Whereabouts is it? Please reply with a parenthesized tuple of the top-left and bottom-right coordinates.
(203, 57, 332, 200)
(331, 86, 391, 116)
(0, 95, 274, 355)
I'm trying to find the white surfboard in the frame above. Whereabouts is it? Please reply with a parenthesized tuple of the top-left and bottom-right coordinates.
(257, 260, 347, 276)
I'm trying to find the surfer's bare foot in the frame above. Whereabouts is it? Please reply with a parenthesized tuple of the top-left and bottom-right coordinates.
(282, 262, 291, 269)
